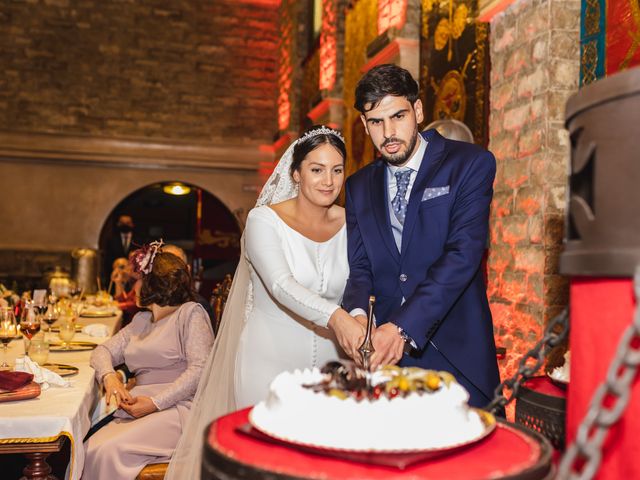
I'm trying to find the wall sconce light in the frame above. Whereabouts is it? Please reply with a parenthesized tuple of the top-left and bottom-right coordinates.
(163, 182, 191, 196)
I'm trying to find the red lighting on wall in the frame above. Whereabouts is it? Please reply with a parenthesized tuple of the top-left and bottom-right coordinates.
(319, 0, 337, 91)
(278, 14, 293, 130)
(278, 66, 291, 130)
(377, 0, 408, 34)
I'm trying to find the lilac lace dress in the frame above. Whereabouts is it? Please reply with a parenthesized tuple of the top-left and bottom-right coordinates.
(83, 302, 214, 480)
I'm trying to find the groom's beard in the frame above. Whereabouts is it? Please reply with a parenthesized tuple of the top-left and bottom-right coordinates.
(378, 125, 419, 166)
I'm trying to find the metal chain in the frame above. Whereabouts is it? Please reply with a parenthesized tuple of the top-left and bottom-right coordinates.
(485, 307, 569, 415)
(557, 267, 640, 480)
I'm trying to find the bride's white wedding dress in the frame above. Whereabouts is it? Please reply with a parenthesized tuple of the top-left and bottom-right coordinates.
(167, 133, 348, 480)
(236, 205, 348, 407)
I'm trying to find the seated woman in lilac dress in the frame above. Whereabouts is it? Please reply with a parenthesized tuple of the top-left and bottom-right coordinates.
(83, 246, 215, 480)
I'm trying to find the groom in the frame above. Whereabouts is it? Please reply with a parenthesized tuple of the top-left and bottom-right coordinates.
(343, 64, 500, 407)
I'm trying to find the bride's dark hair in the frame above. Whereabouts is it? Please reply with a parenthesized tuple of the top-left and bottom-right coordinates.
(290, 125, 346, 176)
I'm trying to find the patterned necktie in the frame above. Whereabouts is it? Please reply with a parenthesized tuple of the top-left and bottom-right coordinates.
(391, 168, 412, 225)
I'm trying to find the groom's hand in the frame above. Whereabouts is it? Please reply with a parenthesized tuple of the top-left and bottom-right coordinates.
(370, 323, 405, 370)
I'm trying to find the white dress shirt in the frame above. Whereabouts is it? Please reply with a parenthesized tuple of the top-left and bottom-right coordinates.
(386, 135, 428, 251)
(121, 232, 132, 253)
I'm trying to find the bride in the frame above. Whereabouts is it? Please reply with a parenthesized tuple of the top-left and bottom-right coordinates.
(166, 125, 364, 479)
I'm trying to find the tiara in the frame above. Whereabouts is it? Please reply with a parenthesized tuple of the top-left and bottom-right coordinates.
(299, 126, 345, 143)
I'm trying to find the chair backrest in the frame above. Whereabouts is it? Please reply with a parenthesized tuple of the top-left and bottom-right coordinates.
(210, 274, 233, 335)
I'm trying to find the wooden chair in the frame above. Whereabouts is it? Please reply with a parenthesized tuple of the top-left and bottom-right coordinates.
(210, 274, 233, 335)
(136, 462, 168, 480)
(137, 275, 234, 480)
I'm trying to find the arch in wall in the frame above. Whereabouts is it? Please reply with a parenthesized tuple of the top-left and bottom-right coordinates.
(99, 180, 242, 294)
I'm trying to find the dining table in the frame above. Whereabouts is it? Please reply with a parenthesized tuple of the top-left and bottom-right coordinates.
(0, 311, 122, 480)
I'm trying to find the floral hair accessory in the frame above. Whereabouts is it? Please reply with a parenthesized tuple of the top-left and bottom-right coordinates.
(131, 240, 164, 275)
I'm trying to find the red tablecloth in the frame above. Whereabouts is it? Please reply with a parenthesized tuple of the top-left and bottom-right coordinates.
(568, 279, 640, 480)
(205, 408, 552, 480)
(523, 376, 567, 398)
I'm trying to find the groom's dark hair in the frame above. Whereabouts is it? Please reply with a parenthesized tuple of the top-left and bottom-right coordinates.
(290, 125, 346, 175)
(354, 64, 419, 114)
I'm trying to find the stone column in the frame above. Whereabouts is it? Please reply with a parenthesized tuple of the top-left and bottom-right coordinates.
(487, 0, 580, 387)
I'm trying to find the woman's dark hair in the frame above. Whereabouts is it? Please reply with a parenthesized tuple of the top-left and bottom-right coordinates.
(354, 64, 419, 113)
(290, 125, 347, 176)
(138, 252, 194, 307)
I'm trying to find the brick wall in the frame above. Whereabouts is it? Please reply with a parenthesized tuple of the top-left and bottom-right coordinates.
(488, 0, 580, 385)
(0, 0, 279, 143)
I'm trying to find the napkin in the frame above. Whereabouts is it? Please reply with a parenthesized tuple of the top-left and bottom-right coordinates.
(14, 356, 70, 390)
(0, 371, 34, 391)
(82, 323, 109, 337)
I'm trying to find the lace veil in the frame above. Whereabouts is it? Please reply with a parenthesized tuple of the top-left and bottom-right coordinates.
(165, 141, 299, 480)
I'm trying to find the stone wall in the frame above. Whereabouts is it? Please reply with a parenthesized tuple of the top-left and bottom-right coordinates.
(0, 0, 280, 281)
(488, 0, 580, 382)
(0, 0, 279, 143)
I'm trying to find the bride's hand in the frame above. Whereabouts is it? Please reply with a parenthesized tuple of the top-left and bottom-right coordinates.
(328, 309, 365, 361)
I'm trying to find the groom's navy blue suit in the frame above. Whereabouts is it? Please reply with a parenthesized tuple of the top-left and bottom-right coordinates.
(343, 129, 500, 407)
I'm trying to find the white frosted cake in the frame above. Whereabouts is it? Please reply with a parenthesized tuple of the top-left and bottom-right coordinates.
(250, 362, 489, 451)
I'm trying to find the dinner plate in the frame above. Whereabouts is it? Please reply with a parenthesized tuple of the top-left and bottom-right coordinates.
(49, 341, 98, 352)
(49, 324, 83, 333)
(248, 408, 496, 455)
(43, 363, 79, 377)
(80, 310, 116, 318)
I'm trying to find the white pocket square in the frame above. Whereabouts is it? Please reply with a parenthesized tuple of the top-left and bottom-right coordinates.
(422, 186, 450, 201)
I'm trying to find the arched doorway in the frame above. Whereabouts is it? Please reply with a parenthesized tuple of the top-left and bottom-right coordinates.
(99, 181, 241, 298)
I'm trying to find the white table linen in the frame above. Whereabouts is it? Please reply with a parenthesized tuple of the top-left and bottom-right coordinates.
(0, 313, 121, 480)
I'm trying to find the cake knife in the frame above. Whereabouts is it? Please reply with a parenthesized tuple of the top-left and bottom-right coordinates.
(358, 295, 376, 371)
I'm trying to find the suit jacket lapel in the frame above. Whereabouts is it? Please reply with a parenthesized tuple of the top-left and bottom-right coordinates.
(371, 161, 400, 263)
(401, 130, 447, 254)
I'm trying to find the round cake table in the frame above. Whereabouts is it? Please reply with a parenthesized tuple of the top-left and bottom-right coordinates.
(202, 408, 553, 480)
(515, 376, 566, 451)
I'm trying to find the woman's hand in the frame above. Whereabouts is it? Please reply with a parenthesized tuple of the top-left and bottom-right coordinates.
(327, 308, 366, 361)
(103, 372, 133, 407)
(120, 395, 158, 419)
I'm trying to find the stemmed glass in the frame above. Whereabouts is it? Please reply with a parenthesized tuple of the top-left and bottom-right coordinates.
(71, 301, 84, 321)
(20, 301, 41, 353)
(0, 308, 18, 370)
(42, 304, 60, 341)
(57, 319, 75, 350)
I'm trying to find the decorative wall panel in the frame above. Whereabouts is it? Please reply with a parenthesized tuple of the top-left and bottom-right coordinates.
(420, 0, 489, 146)
(580, 0, 605, 84)
(580, 0, 640, 84)
(343, 0, 379, 178)
(320, 0, 339, 91)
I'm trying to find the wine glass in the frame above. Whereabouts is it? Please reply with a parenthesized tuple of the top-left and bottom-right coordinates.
(0, 308, 18, 370)
(42, 304, 59, 341)
(42, 304, 59, 329)
(57, 320, 75, 350)
(28, 337, 49, 366)
(71, 301, 84, 321)
(20, 301, 41, 352)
